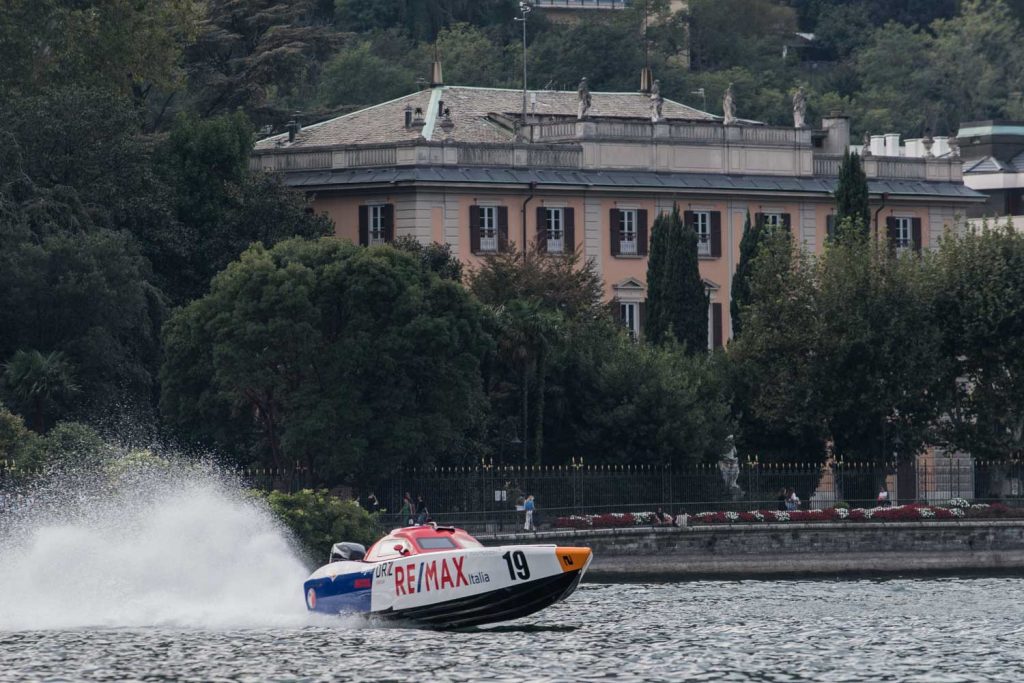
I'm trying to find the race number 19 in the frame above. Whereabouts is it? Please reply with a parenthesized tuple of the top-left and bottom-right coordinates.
(501, 550, 531, 580)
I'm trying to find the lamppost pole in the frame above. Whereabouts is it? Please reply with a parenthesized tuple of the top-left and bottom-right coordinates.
(515, 2, 531, 129)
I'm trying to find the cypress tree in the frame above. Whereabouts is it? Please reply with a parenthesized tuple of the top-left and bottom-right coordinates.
(835, 149, 870, 237)
(647, 208, 708, 352)
(730, 211, 762, 338)
(644, 211, 670, 343)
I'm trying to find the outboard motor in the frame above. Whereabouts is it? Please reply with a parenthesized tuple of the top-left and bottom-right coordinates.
(329, 542, 366, 563)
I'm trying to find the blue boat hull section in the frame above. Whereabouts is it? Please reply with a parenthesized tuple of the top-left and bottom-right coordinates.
(305, 570, 373, 615)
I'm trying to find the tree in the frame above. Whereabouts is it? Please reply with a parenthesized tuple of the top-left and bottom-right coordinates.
(730, 211, 762, 338)
(834, 150, 870, 237)
(156, 112, 332, 303)
(932, 224, 1024, 460)
(645, 209, 708, 352)
(160, 238, 492, 484)
(430, 22, 512, 88)
(393, 236, 464, 282)
(318, 43, 416, 109)
(1, 350, 79, 433)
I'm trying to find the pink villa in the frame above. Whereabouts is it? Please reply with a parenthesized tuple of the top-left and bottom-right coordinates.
(251, 63, 982, 346)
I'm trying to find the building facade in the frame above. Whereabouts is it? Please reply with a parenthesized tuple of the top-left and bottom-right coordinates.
(958, 120, 1024, 228)
(252, 71, 982, 345)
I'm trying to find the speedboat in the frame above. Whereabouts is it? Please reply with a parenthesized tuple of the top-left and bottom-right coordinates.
(303, 524, 593, 628)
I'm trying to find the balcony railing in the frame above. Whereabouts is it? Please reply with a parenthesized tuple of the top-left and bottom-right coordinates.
(697, 237, 711, 257)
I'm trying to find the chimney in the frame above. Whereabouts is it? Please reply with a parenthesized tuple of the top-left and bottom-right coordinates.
(820, 110, 849, 155)
(411, 107, 425, 130)
(286, 115, 301, 143)
(870, 135, 886, 157)
(404, 104, 413, 128)
(640, 66, 653, 94)
(884, 133, 900, 157)
(430, 45, 443, 87)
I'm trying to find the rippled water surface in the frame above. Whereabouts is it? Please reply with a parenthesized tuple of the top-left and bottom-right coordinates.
(3, 577, 1024, 682)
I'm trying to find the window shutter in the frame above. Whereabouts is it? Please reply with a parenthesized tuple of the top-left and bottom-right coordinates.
(469, 205, 480, 254)
(683, 211, 695, 234)
(609, 209, 621, 256)
(712, 303, 723, 349)
(565, 207, 576, 253)
(383, 204, 394, 242)
(911, 218, 922, 253)
(781, 213, 792, 234)
(710, 212, 722, 258)
(608, 299, 622, 324)
(754, 213, 765, 229)
(536, 206, 547, 253)
(826, 215, 836, 241)
(885, 217, 897, 247)
(497, 206, 509, 252)
(638, 209, 649, 256)
(358, 205, 369, 246)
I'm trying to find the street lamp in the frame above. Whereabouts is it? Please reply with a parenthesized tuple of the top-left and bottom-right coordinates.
(514, 2, 532, 129)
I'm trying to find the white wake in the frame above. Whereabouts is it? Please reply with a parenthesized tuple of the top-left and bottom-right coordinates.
(0, 463, 314, 630)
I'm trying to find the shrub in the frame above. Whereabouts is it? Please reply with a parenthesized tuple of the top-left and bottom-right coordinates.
(264, 489, 384, 564)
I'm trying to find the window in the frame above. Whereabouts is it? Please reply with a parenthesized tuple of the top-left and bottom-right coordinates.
(545, 208, 564, 253)
(416, 537, 458, 550)
(895, 217, 913, 251)
(620, 302, 639, 338)
(365, 538, 411, 562)
(479, 206, 498, 252)
(763, 213, 784, 229)
(369, 205, 387, 245)
(619, 210, 637, 255)
(693, 211, 711, 256)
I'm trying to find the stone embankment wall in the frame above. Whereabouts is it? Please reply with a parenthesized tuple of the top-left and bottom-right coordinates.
(476, 521, 1024, 578)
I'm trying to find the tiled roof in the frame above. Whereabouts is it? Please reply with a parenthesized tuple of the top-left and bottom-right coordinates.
(254, 85, 716, 150)
(963, 156, 1011, 174)
(278, 166, 986, 201)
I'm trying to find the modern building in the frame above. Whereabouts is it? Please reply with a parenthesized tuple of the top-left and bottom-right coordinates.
(252, 65, 983, 345)
(957, 120, 1024, 228)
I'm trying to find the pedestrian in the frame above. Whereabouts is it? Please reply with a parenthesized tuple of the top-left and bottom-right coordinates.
(776, 488, 788, 511)
(523, 494, 536, 531)
(399, 493, 414, 526)
(877, 486, 890, 507)
(786, 487, 801, 511)
(415, 494, 429, 524)
(653, 507, 672, 526)
(366, 492, 380, 513)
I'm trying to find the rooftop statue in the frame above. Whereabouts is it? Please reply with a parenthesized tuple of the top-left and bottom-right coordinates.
(577, 77, 592, 120)
(722, 83, 736, 126)
(793, 86, 807, 129)
(650, 79, 664, 122)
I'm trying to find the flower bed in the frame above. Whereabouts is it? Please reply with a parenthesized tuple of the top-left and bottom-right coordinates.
(554, 502, 1019, 530)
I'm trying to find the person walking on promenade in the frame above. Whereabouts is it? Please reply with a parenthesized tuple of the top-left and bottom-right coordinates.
(415, 495, 429, 524)
(399, 493, 414, 525)
(776, 488, 788, 511)
(877, 486, 890, 507)
(786, 488, 801, 511)
(523, 495, 536, 531)
(366, 492, 380, 513)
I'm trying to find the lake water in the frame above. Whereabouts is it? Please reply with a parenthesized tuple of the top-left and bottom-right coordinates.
(2, 466, 1022, 681)
(2, 577, 1023, 682)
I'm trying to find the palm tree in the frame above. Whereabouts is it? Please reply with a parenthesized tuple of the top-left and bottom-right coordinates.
(1, 350, 79, 432)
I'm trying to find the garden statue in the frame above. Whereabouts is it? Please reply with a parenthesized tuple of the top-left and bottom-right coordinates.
(577, 77, 592, 120)
(861, 131, 871, 157)
(792, 86, 807, 129)
(722, 83, 736, 125)
(718, 435, 744, 500)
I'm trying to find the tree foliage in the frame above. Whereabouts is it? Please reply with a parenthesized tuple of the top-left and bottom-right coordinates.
(730, 211, 761, 339)
(161, 239, 493, 483)
(834, 150, 870, 237)
(645, 209, 708, 352)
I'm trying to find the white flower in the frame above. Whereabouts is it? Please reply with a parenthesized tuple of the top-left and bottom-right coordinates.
(748, 510, 765, 521)
(863, 509, 875, 519)
(835, 507, 849, 519)
(725, 511, 739, 522)
(970, 503, 990, 510)
(948, 498, 970, 509)
(773, 511, 790, 522)
(950, 507, 965, 518)
(695, 511, 718, 519)
(918, 508, 935, 518)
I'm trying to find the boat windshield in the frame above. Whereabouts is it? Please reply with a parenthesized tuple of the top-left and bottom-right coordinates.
(415, 537, 457, 550)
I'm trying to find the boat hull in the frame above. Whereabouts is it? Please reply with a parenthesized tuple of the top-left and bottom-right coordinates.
(304, 545, 591, 628)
